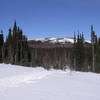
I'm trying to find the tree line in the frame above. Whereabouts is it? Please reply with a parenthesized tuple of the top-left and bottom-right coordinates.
(0, 21, 31, 66)
(73, 26, 100, 73)
(0, 22, 100, 73)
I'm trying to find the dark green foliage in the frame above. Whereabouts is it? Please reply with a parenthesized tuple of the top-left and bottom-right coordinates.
(94, 38, 100, 73)
(73, 33, 85, 71)
(72, 26, 100, 73)
(0, 30, 4, 63)
(3, 21, 31, 66)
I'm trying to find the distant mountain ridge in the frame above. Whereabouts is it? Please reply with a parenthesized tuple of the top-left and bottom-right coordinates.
(29, 37, 91, 44)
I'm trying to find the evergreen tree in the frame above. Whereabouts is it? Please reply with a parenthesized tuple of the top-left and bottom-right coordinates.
(94, 37, 100, 73)
(4, 21, 31, 66)
(0, 30, 4, 63)
(4, 28, 13, 63)
(73, 33, 85, 71)
(91, 25, 97, 72)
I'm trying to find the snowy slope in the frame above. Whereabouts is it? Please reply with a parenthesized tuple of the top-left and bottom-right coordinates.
(0, 64, 100, 100)
(29, 37, 91, 44)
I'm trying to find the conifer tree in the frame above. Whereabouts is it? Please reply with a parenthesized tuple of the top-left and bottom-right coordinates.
(73, 33, 85, 71)
(0, 30, 4, 63)
(5, 28, 13, 63)
(4, 21, 31, 66)
(91, 25, 97, 72)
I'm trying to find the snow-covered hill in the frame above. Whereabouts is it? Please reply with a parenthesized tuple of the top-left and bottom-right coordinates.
(29, 37, 91, 44)
(0, 64, 100, 100)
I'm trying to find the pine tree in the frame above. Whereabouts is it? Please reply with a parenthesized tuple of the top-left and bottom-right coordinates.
(6, 28, 13, 63)
(73, 33, 85, 71)
(91, 25, 97, 72)
(94, 37, 100, 73)
(0, 30, 4, 63)
(4, 21, 31, 66)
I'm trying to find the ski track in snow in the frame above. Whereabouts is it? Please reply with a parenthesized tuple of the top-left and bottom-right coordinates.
(0, 70, 52, 92)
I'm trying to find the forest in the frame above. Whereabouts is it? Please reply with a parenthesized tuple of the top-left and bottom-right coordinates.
(0, 21, 100, 73)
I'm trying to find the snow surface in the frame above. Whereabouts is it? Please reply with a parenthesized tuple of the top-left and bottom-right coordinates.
(29, 37, 91, 44)
(0, 64, 100, 100)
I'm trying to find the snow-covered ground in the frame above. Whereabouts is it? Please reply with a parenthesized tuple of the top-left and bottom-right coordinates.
(29, 37, 91, 44)
(0, 64, 100, 100)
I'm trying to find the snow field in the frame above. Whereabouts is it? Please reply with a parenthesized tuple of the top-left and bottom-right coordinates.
(0, 64, 100, 100)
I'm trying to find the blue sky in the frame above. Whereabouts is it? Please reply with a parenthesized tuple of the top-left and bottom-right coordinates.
(0, 0, 100, 40)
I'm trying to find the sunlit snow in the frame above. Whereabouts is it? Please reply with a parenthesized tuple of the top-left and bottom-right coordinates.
(0, 64, 100, 100)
